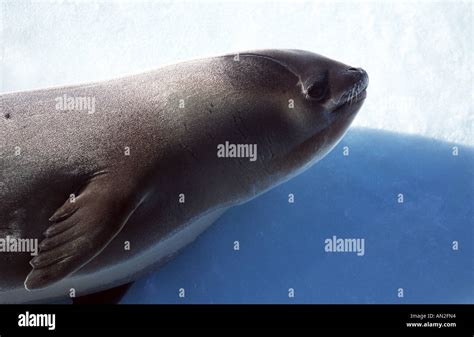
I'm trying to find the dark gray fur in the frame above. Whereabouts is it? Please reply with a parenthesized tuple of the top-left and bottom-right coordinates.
(0, 50, 368, 303)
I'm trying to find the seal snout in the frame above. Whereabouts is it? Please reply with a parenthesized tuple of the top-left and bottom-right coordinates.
(335, 67, 369, 108)
(347, 67, 369, 92)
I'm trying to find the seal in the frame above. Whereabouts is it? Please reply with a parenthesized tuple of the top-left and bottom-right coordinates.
(0, 49, 368, 303)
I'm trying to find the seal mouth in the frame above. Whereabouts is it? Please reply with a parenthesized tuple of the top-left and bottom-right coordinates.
(332, 68, 368, 114)
(348, 89, 367, 104)
(332, 89, 367, 115)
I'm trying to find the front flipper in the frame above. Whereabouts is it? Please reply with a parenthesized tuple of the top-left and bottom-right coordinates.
(25, 172, 144, 290)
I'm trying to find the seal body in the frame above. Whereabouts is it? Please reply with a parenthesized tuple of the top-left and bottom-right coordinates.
(0, 50, 368, 303)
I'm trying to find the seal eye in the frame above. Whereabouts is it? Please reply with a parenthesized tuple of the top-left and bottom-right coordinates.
(307, 84, 328, 101)
(306, 73, 329, 102)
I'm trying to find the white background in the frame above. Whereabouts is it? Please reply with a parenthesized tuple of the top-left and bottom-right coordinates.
(1, 0, 472, 145)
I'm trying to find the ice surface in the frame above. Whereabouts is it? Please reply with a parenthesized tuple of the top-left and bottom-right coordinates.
(1, 0, 472, 145)
(122, 128, 474, 304)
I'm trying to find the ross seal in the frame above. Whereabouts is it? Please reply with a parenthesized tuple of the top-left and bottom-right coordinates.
(0, 49, 368, 303)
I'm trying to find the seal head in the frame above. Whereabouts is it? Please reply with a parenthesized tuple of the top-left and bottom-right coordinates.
(227, 49, 369, 191)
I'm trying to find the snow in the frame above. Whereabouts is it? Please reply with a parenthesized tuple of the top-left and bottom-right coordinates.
(2, 0, 472, 145)
(122, 128, 473, 303)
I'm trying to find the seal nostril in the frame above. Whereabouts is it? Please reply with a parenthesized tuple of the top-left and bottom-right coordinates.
(347, 67, 360, 73)
(347, 67, 369, 90)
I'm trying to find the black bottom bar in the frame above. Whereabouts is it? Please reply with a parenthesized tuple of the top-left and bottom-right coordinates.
(0, 304, 472, 334)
